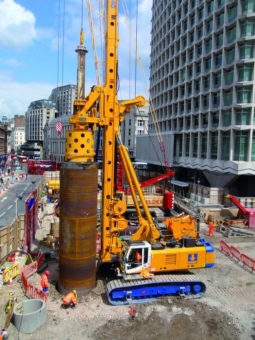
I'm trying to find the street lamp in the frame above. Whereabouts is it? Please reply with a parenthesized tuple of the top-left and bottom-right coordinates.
(16, 193, 23, 219)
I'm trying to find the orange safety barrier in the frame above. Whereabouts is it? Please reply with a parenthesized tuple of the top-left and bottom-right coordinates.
(26, 284, 48, 302)
(220, 240, 231, 256)
(241, 253, 255, 272)
(19, 259, 48, 303)
(230, 246, 241, 262)
(22, 261, 38, 278)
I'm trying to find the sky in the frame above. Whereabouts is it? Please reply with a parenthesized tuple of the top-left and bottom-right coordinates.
(0, 0, 152, 118)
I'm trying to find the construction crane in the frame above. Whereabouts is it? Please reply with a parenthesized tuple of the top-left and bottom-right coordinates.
(58, 0, 215, 304)
(86, 0, 105, 86)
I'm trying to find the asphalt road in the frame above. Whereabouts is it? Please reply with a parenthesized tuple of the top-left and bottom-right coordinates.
(0, 174, 42, 228)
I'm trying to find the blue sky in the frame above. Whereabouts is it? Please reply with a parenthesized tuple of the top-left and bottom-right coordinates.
(0, 0, 152, 118)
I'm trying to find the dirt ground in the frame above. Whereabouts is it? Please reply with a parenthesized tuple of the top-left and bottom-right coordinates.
(1, 219, 255, 340)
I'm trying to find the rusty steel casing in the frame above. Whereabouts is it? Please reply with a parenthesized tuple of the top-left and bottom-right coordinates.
(59, 162, 98, 296)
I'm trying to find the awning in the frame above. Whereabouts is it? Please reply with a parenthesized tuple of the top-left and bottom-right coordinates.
(171, 180, 189, 187)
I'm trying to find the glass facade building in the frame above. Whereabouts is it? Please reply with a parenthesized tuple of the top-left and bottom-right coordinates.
(137, 0, 255, 194)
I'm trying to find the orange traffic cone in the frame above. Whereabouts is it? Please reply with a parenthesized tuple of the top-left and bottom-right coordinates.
(8, 277, 14, 286)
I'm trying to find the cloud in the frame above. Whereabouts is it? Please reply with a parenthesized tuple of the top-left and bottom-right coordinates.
(2, 58, 25, 67)
(0, 74, 55, 116)
(0, 0, 37, 50)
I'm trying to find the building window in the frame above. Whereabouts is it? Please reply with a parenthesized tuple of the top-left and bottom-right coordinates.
(252, 132, 255, 161)
(190, 30, 194, 44)
(184, 3, 189, 15)
(236, 109, 250, 125)
(182, 69, 186, 81)
(197, 43, 202, 57)
(188, 82, 192, 95)
(217, 12, 224, 28)
(213, 93, 220, 108)
(204, 75, 210, 90)
(196, 62, 201, 75)
(194, 115, 199, 128)
(195, 97, 200, 110)
(187, 116, 191, 128)
(187, 100, 192, 111)
(195, 79, 201, 92)
(198, 25, 203, 40)
(216, 32, 223, 48)
(190, 14, 195, 27)
(181, 85, 185, 96)
(227, 26, 236, 44)
(237, 88, 251, 103)
(183, 35, 187, 48)
(191, 0, 196, 10)
(198, 6, 204, 21)
(205, 57, 211, 72)
(189, 48, 194, 61)
(215, 52, 222, 68)
(225, 69, 234, 85)
(234, 131, 248, 161)
(203, 95, 209, 109)
(239, 42, 254, 59)
(222, 131, 230, 160)
(193, 133, 198, 157)
(226, 48, 235, 64)
(188, 66, 193, 79)
(185, 135, 190, 156)
(183, 20, 188, 32)
(207, 19, 213, 34)
(211, 132, 218, 159)
(205, 38, 212, 53)
(182, 53, 186, 65)
(212, 111, 219, 126)
(242, 0, 255, 13)
(201, 133, 207, 158)
(214, 72, 221, 88)
(203, 114, 208, 127)
(228, 5, 237, 22)
(238, 65, 253, 81)
(224, 91, 233, 106)
(223, 110, 231, 126)
(218, 0, 225, 7)
(241, 20, 255, 37)
(208, 0, 214, 15)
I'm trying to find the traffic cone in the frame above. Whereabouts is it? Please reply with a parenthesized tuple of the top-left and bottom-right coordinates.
(9, 277, 14, 286)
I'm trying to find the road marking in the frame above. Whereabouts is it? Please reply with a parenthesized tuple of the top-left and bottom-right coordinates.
(1, 197, 7, 202)
(8, 205, 13, 210)
(0, 212, 5, 217)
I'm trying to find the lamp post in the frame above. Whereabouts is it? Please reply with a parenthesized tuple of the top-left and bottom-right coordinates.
(197, 178, 200, 208)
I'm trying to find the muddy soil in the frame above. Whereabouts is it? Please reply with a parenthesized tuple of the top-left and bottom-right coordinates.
(0, 229, 255, 340)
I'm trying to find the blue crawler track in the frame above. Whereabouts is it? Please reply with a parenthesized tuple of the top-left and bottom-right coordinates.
(106, 274, 206, 306)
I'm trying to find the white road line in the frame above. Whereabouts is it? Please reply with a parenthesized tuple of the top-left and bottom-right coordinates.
(1, 197, 7, 202)
(8, 205, 13, 210)
(0, 212, 5, 217)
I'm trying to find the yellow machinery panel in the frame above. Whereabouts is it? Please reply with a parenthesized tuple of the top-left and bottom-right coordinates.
(150, 247, 209, 273)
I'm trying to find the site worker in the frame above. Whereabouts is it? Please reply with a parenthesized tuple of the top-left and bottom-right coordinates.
(133, 250, 142, 263)
(40, 270, 50, 293)
(62, 290, 77, 309)
(208, 221, 215, 236)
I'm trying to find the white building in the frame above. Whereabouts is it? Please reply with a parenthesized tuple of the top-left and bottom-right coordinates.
(25, 100, 57, 142)
(11, 126, 25, 153)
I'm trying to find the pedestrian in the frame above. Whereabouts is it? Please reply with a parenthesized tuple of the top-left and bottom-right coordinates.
(61, 290, 77, 309)
(208, 221, 214, 236)
(40, 270, 50, 293)
(1, 328, 8, 339)
(25, 173, 28, 180)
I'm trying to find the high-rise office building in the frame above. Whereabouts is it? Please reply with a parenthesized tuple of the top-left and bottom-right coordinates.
(137, 0, 255, 198)
(49, 85, 77, 117)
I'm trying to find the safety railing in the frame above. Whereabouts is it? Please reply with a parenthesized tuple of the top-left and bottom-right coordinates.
(240, 254, 255, 272)
(220, 240, 255, 273)
(230, 246, 241, 262)
(219, 240, 231, 256)
(19, 259, 48, 302)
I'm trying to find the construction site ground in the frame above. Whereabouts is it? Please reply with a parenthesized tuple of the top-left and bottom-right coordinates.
(0, 203, 255, 340)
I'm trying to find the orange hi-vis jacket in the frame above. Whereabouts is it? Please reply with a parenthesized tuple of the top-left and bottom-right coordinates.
(63, 292, 77, 305)
(40, 274, 49, 288)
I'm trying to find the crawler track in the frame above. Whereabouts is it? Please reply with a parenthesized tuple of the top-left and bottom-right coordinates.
(106, 274, 206, 305)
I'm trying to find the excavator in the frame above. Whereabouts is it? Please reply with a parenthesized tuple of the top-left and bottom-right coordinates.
(61, 0, 215, 305)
